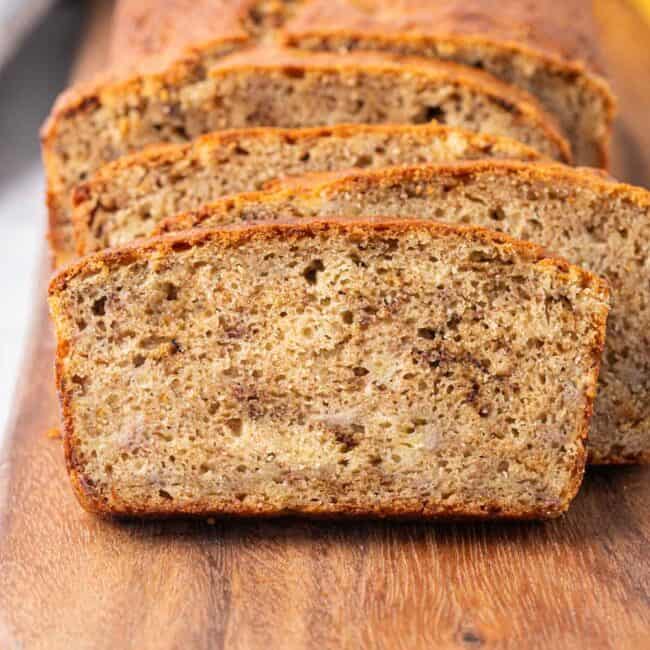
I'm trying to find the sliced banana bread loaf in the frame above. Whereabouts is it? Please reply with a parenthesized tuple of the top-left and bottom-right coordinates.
(157, 161, 650, 464)
(42, 47, 569, 267)
(49, 220, 609, 519)
(109, 0, 615, 167)
(72, 124, 541, 255)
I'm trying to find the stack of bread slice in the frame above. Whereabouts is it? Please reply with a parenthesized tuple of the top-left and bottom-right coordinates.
(44, 49, 570, 266)
(44, 0, 648, 520)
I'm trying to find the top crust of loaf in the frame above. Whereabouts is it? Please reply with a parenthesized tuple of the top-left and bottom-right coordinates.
(284, 161, 650, 206)
(109, 0, 611, 82)
(108, 0, 253, 67)
(49, 218, 609, 301)
(283, 0, 609, 74)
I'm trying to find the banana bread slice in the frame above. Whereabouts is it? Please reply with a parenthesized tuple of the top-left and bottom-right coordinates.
(109, 0, 615, 167)
(157, 160, 650, 464)
(49, 220, 609, 519)
(42, 47, 569, 267)
(72, 123, 541, 255)
(282, 0, 615, 167)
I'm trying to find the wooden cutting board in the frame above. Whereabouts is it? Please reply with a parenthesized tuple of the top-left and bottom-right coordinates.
(1, 1, 649, 648)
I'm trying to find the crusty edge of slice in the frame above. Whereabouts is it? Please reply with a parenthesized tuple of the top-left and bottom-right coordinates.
(41, 46, 572, 262)
(156, 159, 650, 235)
(280, 28, 616, 165)
(40, 47, 571, 189)
(41, 47, 570, 267)
(70, 122, 543, 256)
(49, 218, 610, 519)
(206, 48, 571, 161)
(75, 123, 542, 190)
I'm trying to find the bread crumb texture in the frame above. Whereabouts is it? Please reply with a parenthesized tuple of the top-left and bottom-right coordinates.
(43, 45, 569, 266)
(72, 124, 540, 254)
(109, 0, 615, 166)
(159, 160, 648, 463)
(49, 221, 609, 519)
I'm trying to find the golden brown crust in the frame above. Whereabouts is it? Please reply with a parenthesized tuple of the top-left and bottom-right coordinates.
(46, 191, 67, 268)
(61, 489, 576, 520)
(298, 161, 650, 204)
(157, 159, 650, 236)
(70, 122, 542, 256)
(283, 0, 608, 72)
(49, 218, 609, 519)
(74, 122, 542, 185)
(280, 0, 616, 166)
(49, 218, 609, 297)
(109, 0, 612, 82)
(209, 48, 569, 157)
(108, 0, 253, 69)
(109, 0, 609, 72)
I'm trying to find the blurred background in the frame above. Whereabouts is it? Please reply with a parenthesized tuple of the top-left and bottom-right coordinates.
(0, 1, 86, 435)
(0, 0, 649, 439)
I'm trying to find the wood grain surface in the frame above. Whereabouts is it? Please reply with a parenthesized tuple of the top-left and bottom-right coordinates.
(1, 1, 649, 648)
